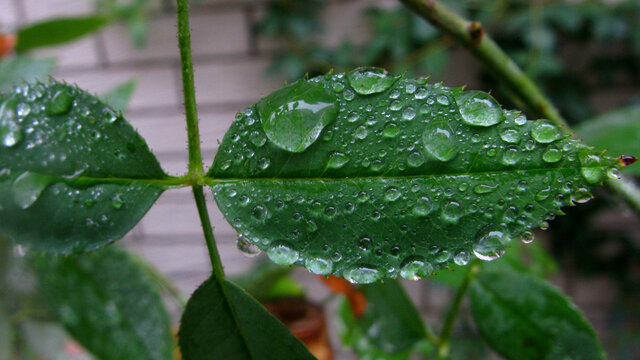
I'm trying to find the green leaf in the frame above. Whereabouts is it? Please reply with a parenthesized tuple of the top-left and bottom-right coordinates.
(335, 280, 429, 359)
(101, 79, 137, 113)
(178, 277, 315, 360)
(575, 104, 640, 174)
(0, 79, 167, 254)
(209, 69, 621, 283)
(33, 247, 173, 360)
(0, 56, 56, 93)
(469, 268, 605, 360)
(0, 306, 12, 360)
(232, 260, 304, 302)
(16, 16, 112, 52)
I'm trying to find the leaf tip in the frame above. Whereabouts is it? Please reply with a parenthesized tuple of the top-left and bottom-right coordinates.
(618, 154, 637, 167)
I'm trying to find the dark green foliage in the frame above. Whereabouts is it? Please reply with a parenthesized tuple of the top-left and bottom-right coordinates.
(210, 69, 619, 283)
(16, 16, 112, 52)
(178, 277, 315, 360)
(0, 80, 166, 253)
(469, 268, 605, 360)
(33, 247, 174, 360)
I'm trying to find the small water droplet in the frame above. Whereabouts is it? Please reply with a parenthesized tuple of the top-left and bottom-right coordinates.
(436, 95, 450, 105)
(267, 241, 299, 265)
(249, 130, 267, 147)
(0, 101, 23, 148)
(347, 67, 398, 95)
(400, 256, 434, 280)
(305, 257, 333, 275)
(542, 147, 562, 163)
(514, 115, 527, 125)
(501, 147, 521, 165)
(384, 187, 401, 201)
(473, 184, 498, 194)
(520, 231, 534, 244)
(383, 123, 400, 138)
(237, 235, 261, 257)
(499, 128, 521, 143)
(327, 152, 349, 169)
(407, 151, 425, 167)
(423, 123, 457, 161)
(344, 265, 380, 284)
(16, 102, 31, 117)
(453, 251, 470, 265)
(49, 90, 74, 115)
(12, 171, 51, 209)
(531, 121, 560, 143)
(111, 195, 123, 209)
(441, 201, 464, 224)
(354, 125, 368, 139)
(459, 92, 504, 127)
(413, 196, 434, 216)
(402, 107, 416, 120)
(579, 153, 605, 184)
(252, 205, 268, 221)
(473, 226, 509, 261)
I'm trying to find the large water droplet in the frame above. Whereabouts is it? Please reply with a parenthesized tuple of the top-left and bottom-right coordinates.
(579, 153, 605, 184)
(501, 147, 521, 165)
(305, 257, 333, 275)
(266, 241, 299, 265)
(384, 187, 401, 201)
(499, 128, 521, 144)
(327, 152, 349, 169)
(236, 235, 261, 257)
(347, 67, 398, 95)
(441, 201, 464, 224)
(459, 92, 504, 127)
(413, 196, 434, 216)
(407, 151, 425, 167)
(344, 265, 380, 284)
(423, 123, 457, 161)
(473, 226, 509, 261)
(542, 147, 562, 163)
(453, 251, 470, 265)
(49, 89, 74, 115)
(400, 256, 434, 280)
(473, 183, 498, 194)
(257, 81, 337, 152)
(531, 121, 560, 143)
(12, 171, 51, 209)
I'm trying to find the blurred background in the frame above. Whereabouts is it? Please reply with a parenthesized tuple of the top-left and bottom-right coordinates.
(1, 0, 640, 359)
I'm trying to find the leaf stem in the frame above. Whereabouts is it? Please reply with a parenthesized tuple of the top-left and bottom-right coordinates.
(398, 0, 640, 216)
(176, 0, 203, 176)
(437, 261, 480, 360)
(192, 185, 226, 281)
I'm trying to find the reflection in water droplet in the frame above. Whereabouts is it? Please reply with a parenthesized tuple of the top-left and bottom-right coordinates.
(305, 257, 333, 275)
(347, 67, 399, 95)
(542, 147, 562, 163)
(499, 128, 521, 144)
(267, 241, 299, 265)
(501, 147, 521, 165)
(400, 256, 434, 280)
(453, 251, 470, 265)
(354, 125, 368, 139)
(345, 265, 380, 284)
(413, 196, 434, 216)
(531, 121, 560, 143)
(579, 153, 605, 184)
(236, 235, 262, 257)
(459, 92, 504, 127)
(12, 171, 51, 209)
(520, 231, 534, 244)
(423, 123, 457, 161)
(407, 151, 425, 167)
(384, 187, 401, 201)
(473, 226, 509, 261)
(257, 81, 337, 153)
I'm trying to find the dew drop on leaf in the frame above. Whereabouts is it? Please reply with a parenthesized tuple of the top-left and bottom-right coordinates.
(384, 187, 401, 201)
(473, 226, 509, 261)
(413, 196, 434, 216)
(354, 125, 368, 139)
(305, 257, 333, 275)
(407, 151, 425, 167)
(399, 256, 433, 281)
(266, 241, 299, 265)
(542, 147, 562, 163)
(257, 80, 337, 153)
(531, 121, 560, 143)
(345, 265, 380, 284)
(382, 123, 400, 138)
(459, 92, 504, 127)
(236, 235, 262, 257)
(579, 153, 605, 184)
(327, 152, 349, 169)
(453, 250, 470, 266)
(11, 171, 51, 209)
(441, 201, 464, 224)
(473, 184, 499, 194)
(0, 100, 23, 147)
(499, 128, 521, 144)
(347, 67, 398, 95)
(48, 89, 74, 115)
(501, 147, 521, 165)
(520, 231, 534, 244)
(423, 123, 457, 161)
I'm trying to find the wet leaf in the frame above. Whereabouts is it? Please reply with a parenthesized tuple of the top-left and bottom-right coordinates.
(469, 268, 605, 360)
(0, 80, 167, 254)
(0, 56, 56, 93)
(16, 16, 112, 52)
(576, 104, 640, 174)
(336, 280, 429, 359)
(209, 69, 621, 283)
(33, 247, 173, 360)
(178, 276, 314, 360)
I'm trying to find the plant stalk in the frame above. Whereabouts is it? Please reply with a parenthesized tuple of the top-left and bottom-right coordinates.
(437, 261, 480, 360)
(177, 0, 203, 176)
(399, 0, 640, 215)
(193, 185, 226, 280)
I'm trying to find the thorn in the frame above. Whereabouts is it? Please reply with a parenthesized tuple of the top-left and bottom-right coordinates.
(619, 155, 637, 167)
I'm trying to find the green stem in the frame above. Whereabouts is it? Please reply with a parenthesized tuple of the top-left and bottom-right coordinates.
(437, 261, 480, 360)
(193, 185, 226, 280)
(399, 0, 640, 216)
(177, 0, 203, 176)
(399, 0, 568, 134)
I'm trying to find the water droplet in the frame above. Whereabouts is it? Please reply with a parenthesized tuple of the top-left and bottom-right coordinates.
(423, 123, 457, 161)
(305, 257, 333, 275)
(473, 184, 498, 194)
(514, 115, 527, 125)
(459, 92, 504, 127)
(542, 147, 562, 163)
(257, 81, 337, 152)
(572, 188, 593, 204)
(473, 226, 509, 261)
(49, 90, 73, 115)
(499, 128, 521, 143)
(453, 251, 470, 266)
(237, 235, 261, 257)
(436, 95, 450, 105)
(520, 231, 534, 244)
(531, 121, 560, 143)
(267, 241, 299, 265)
(358, 237, 372, 251)
(384, 187, 401, 201)
(249, 130, 267, 147)
(407, 151, 425, 167)
(501, 147, 521, 165)
(343, 89, 355, 101)
(579, 153, 604, 184)
(111, 195, 123, 209)
(0, 101, 23, 147)
(441, 201, 464, 224)
(400, 256, 434, 280)
(383, 123, 400, 138)
(402, 107, 416, 120)
(344, 265, 380, 284)
(536, 187, 551, 201)
(347, 67, 398, 95)
(435, 250, 451, 263)
(354, 125, 368, 139)
(12, 171, 51, 209)
(252, 205, 268, 221)
(16, 102, 31, 117)
(327, 152, 349, 169)
(258, 157, 271, 170)
(607, 168, 621, 180)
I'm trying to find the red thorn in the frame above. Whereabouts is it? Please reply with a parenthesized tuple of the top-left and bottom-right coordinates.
(619, 155, 637, 167)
